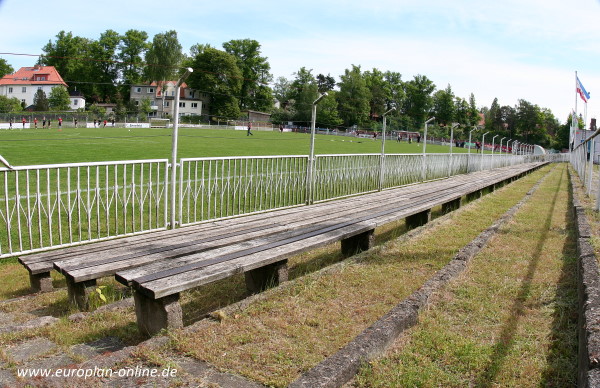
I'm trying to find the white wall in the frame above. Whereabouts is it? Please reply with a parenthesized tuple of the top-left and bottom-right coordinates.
(0, 84, 61, 107)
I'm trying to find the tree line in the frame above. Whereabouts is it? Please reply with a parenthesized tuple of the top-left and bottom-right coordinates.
(0, 29, 572, 149)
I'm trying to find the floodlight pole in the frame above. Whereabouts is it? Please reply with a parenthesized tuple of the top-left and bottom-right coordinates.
(499, 137, 506, 166)
(448, 123, 459, 177)
(379, 107, 396, 191)
(467, 126, 479, 173)
(480, 131, 489, 171)
(491, 135, 499, 169)
(421, 117, 435, 181)
(306, 92, 328, 205)
(170, 67, 193, 229)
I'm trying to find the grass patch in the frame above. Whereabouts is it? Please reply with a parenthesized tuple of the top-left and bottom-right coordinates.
(354, 163, 577, 387)
(0, 127, 469, 166)
(166, 166, 553, 387)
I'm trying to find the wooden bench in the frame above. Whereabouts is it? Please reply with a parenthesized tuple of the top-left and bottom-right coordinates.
(18, 162, 547, 335)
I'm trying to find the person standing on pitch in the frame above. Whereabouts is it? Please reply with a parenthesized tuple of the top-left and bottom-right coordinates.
(247, 122, 253, 136)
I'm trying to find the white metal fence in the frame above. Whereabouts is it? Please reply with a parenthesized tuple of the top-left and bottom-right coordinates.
(0, 151, 559, 258)
(571, 131, 600, 209)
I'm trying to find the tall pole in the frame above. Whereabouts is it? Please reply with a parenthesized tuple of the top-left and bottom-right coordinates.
(306, 92, 328, 205)
(499, 137, 506, 166)
(468, 126, 478, 172)
(421, 117, 435, 181)
(480, 131, 489, 171)
(379, 107, 396, 191)
(506, 139, 513, 166)
(448, 123, 458, 177)
(491, 135, 499, 168)
(170, 67, 193, 229)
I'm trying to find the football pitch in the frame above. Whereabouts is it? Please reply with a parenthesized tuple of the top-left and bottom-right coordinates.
(0, 127, 472, 166)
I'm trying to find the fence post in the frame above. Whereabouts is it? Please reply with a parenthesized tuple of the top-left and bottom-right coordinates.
(306, 93, 327, 205)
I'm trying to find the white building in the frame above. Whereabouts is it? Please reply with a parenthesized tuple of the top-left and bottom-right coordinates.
(130, 81, 208, 118)
(0, 65, 68, 108)
(69, 90, 86, 111)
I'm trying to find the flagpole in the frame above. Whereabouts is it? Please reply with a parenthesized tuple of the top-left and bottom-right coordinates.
(572, 71, 578, 147)
(575, 71, 578, 116)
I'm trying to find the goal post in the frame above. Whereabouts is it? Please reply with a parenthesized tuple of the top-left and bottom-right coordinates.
(149, 118, 170, 128)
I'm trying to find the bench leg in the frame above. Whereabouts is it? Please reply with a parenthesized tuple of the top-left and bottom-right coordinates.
(341, 229, 375, 256)
(245, 259, 289, 294)
(29, 271, 53, 293)
(66, 277, 97, 311)
(133, 291, 183, 336)
(442, 198, 461, 214)
(406, 209, 431, 229)
(466, 189, 482, 202)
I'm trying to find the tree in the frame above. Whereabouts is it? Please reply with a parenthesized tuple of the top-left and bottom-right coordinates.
(88, 30, 121, 102)
(383, 71, 404, 113)
(432, 84, 455, 126)
(144, 30, 184, 82)
(316, 74, 336, 93)
(553, 114, 572, 150)
(0, 95, 23, 113)
(316, 91, 343, 128)
(186, 47, 242, 119)
(467, 93, 479, 126)
(287, 67, 319, 124)
(336, 65, 371, 127)
(272, 76, 292, 105)
(48, 86, 71, 110)
(40, 31, 91, 91)
(33, 89, 49, 111)
(189, 43, 213, 58)
(0, 58, 14, 78)
(453, 97, 470, 127)
(118, 29, 149, 85)
(223, 39, 273, 112)
(403, 74, 435, 130)
(364, 68, 388, 120)
(485, 97, 503, 132)
(139, 97, 152, 120)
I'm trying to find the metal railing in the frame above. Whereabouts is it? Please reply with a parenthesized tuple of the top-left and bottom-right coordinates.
(571, 129, 600, 209)
(0, 159, 169, 257)
(0, 151, 557, 257)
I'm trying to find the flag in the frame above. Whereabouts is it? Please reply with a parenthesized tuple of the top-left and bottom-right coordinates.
(577, 76, 591, 103)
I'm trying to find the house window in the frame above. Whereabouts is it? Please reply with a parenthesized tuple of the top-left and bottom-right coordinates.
(191, 103, 198, 109)
(135, 100, 139, 106)
(136, 87, 141, 93)
(38, 86, 42, 91)
(73, 99, 78, 106)
(8, 87, 12, 93)
(164, 101, 170, 107)
(179, 102, 186, 108)
(148, 88, 154, 93)
(22, 87, 27, 93)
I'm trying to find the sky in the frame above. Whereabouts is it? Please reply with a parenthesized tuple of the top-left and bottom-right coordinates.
(1, 0, 599, 125)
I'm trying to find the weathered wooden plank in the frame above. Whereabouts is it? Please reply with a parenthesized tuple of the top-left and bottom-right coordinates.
(137, 221, 380, 299)
(56, 194, 416, 279)
(132, 163, 547, 298)
(119, 183, 480, 288)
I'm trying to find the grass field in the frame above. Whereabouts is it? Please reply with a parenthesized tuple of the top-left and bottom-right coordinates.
(0, 127, 477, 166)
